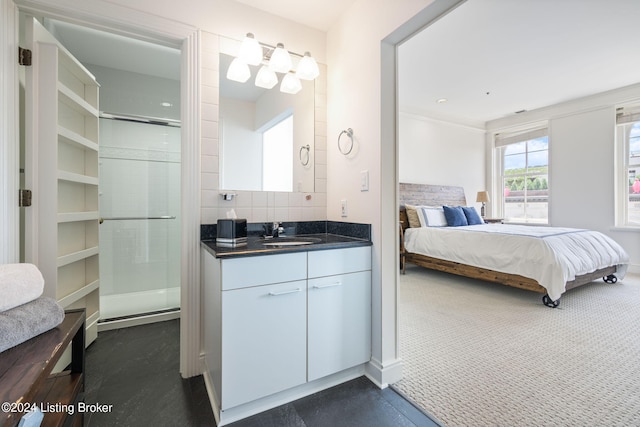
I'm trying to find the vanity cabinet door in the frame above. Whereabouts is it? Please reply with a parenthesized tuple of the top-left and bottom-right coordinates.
(307, 271, 371, 382)
(221, 280, 307, 409)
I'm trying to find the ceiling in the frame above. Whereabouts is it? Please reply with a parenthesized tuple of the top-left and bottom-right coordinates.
(232, 0, 357, 32)
(398, 0, 640, 127)
(46, 0, 640, 128)
(45, 19, 181, 81)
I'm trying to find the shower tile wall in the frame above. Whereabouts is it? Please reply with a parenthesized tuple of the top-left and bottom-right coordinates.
(89, 64, 181, 319)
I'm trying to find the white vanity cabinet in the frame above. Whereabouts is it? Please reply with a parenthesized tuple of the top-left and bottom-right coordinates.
(222, 279, 307, 408)
(307, 247, 372, 381)
(202, 243, 371, 425)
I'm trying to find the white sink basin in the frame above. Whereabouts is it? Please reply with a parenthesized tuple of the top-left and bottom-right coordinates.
(261, 236, 322, 246)
(262, 241, 315, 246)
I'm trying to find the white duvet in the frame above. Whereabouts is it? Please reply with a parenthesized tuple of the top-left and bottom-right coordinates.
(404, 224, 629, 301)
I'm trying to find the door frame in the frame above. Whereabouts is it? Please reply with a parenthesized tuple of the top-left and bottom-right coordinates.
(4, 0, 203, 378)
(0, 0, 19, 264)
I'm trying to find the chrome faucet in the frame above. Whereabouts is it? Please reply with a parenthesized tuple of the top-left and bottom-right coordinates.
(263, 222, 285, 238)
(272, 222, 284, 238)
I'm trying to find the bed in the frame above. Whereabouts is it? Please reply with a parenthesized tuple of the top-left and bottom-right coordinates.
(399, 183, 630, 307)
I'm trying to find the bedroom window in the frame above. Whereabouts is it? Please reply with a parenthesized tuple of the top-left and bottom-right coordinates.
(616, 105, 640, 227)
(495, 127, 549, 224)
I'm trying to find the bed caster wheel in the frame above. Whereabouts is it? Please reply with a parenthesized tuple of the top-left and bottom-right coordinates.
(603, 274, 618, 284)
(542, 294, 559, 308)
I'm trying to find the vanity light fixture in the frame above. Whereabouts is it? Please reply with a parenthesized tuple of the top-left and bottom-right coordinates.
(226, 34, 320, 94)
(268, 43, 293, 73)
(296, 52, 319, 80)
(255, 65, 278, 89)
(280, 73, 302, 94)
(226, 57, 251, 83)
(238, 33, 262, 66)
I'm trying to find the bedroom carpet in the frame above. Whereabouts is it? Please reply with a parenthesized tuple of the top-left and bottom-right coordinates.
(395, 265, 640, 427)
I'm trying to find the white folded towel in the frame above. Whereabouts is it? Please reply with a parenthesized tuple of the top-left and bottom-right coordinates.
(0, 263, 45, 313)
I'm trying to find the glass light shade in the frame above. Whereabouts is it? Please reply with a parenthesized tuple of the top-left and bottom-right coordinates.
(255, 65, 278, 89)
(226, 57, 250, 83)
(296, 52, 319, 80)
(238, 33, 262, 66)
(269, 43, 293, 73)
(280, 73, 302, 94)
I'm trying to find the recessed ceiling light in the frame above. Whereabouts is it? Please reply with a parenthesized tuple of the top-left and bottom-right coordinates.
(161, 102, 173, 107)
(436, 98, 448, 104)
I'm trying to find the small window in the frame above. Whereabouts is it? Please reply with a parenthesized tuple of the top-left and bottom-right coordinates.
(495, 127, 549, 224)
(262, 115, 293, 192)
(616, 106, 640, 227)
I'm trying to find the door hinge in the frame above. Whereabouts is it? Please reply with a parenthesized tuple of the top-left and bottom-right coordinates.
(19, 189, 32, 207)
(18, 47, 32, 66)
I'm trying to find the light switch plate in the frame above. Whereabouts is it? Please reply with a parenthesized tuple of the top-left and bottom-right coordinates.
(341, 199, 348, 217)
(360, 170, 369, 191)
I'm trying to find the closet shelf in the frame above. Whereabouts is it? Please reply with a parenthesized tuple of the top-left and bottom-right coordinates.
(58, 47, 98, 87)
(57, 246, 99, 268)
(58, 170, 99, 185)
(58, 82, 99, 118)
(58, 211, 99, 223)
(58, 126, 98, 152)
(57, 279, 99, 308)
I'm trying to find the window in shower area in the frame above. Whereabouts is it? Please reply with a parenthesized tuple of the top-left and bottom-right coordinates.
(99, 118, 181, 319)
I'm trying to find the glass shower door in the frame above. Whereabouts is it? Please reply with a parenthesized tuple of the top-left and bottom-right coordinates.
(98, 117, 181, 320)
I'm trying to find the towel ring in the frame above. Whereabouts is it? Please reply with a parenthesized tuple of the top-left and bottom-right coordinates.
(338, 128, 354, 155)
(299, 144, 310, 166)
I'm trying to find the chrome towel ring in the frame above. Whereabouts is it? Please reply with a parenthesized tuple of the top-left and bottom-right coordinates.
(338, 128, 354, 155)
(299, 144, 311, 166)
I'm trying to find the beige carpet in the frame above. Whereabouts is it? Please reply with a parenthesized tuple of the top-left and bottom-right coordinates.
(395, 265, 640, 427)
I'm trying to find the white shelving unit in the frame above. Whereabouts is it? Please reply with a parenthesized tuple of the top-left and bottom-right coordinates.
(28, 18, 101, 345)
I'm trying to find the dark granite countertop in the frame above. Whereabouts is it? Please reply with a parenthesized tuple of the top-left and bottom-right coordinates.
(201, 233, 372, 259)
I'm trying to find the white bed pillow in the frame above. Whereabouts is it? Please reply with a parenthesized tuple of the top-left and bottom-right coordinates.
(420, 206, 448, 227)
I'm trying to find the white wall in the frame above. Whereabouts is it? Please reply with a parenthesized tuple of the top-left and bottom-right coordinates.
(326, 0, 463, 385)
(399, 112, 486, 206)
(219, 97, 262, 190)
(487, 84, 640, 272)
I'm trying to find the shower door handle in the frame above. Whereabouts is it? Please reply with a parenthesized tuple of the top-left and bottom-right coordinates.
(99, 215, 176, 224)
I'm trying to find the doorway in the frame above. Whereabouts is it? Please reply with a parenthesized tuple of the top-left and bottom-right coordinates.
(20, 16, 183, 329)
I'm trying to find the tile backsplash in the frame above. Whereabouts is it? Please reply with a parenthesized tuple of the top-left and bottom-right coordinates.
(201, 190, 327, 224)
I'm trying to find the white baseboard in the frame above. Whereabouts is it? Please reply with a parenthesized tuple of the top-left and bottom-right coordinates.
(365, 357, 404, 388)
(97, 310, 180, 332)
(202, 363, 366, 426)
(625, 264, 640, 275)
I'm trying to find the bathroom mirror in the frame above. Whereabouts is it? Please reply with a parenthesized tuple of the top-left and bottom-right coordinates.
(219, 52, 315, 192)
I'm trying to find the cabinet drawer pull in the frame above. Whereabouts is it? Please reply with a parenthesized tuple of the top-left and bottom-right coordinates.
(268, 288, 301, 296)
(313, 282, 342, 289)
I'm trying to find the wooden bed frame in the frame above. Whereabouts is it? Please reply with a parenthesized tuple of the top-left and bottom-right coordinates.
(399, 183, 617, 305)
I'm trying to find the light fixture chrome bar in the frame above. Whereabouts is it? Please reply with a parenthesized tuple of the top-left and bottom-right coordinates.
(256, 41, 306, 59)
(100, 112, 181, 127)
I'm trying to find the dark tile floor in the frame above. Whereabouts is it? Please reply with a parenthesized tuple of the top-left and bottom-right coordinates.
(84, 319, 441, 427)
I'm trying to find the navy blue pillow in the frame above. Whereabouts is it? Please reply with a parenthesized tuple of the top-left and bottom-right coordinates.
(462, 206, 484, 225)
(443, 205, 468, 226)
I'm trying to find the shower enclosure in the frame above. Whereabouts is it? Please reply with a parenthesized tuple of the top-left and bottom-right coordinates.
(98, 116, 181, 322)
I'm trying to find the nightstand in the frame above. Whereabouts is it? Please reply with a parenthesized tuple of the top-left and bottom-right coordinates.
(483, 218, 504, 224)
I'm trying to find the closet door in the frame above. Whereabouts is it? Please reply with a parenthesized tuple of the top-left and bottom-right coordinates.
(23, 17, 100, 345)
